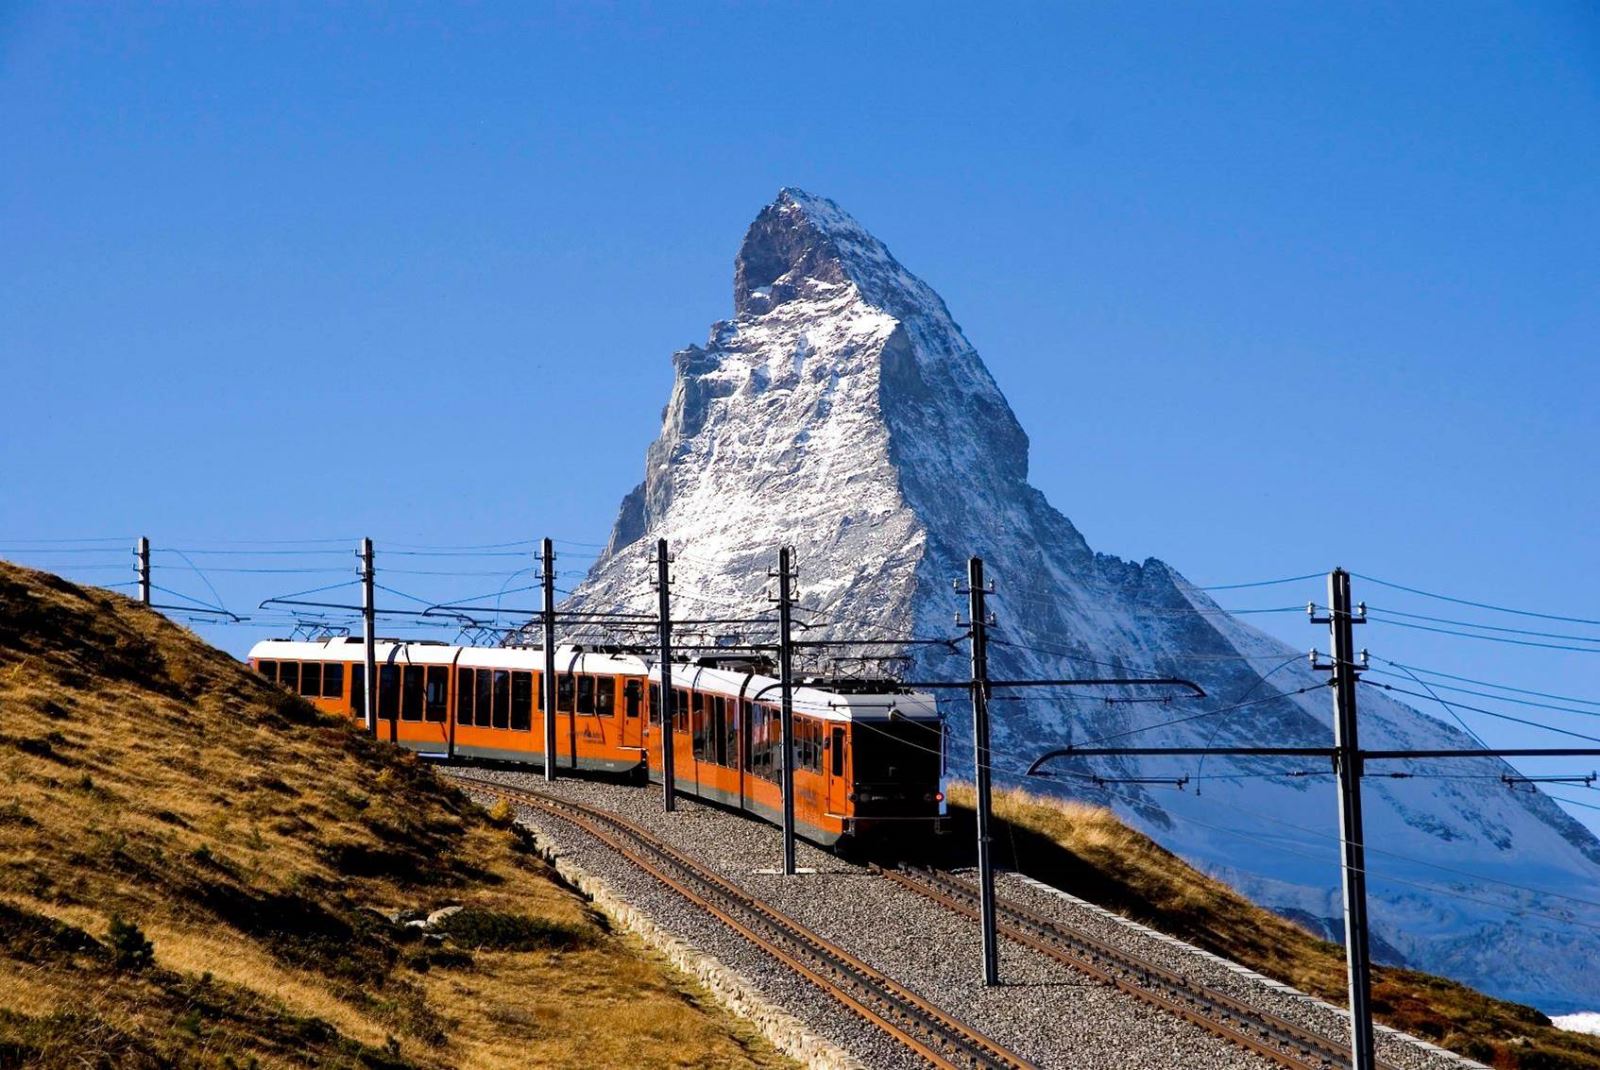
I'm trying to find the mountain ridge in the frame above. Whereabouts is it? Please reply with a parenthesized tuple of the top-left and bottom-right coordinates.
(570, 188, 1600, 1012)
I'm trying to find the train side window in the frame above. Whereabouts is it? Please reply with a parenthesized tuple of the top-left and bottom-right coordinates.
(425, 666, 448, 722)
(532, 671, 543, 713)
(351, 665, 365, 714)
(649, 683, 661, 725)
(558, 673, 574, 714)
(324, 663, 344, 699)
(711, 696, 727, 766)
(401, 665, 424, 721)
(457, 668, 475, 725)
(378, 665, 399, 720)
(300, 662, 322, 697)
(674, 689, 689, 733)
(831, 726, 845, 778)
(595, 675, 615, 717)
(511, 671, 532, 731)
(624, 680, 640, 719)
(723, 698, 738, 768)
(279, 661, 299, 694)
(492, 670, 511, 729)
(689, 693, 704, 759)
(474, 669, 494, 728)
(257, 660, 277, 683)
(576, 675, 595, 715)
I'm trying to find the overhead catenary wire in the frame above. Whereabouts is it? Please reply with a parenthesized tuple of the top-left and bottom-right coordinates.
(1363, 614, 1600, 653)
(1370, 657, 1600, 709)
(1361, 681, 1600, 745)
(1352, 572, 1600, 627)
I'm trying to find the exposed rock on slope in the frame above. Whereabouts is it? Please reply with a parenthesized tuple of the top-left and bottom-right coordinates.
(570, 188, 1600, 1012)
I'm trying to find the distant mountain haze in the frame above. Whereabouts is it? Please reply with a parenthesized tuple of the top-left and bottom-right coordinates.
(567, 189, 1600, 1013)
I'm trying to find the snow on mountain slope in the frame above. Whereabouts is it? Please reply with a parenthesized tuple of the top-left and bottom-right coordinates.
(567, 188, 1600, 1012)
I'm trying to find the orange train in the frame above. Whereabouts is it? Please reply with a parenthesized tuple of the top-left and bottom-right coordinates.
(247, 638, 945, 844)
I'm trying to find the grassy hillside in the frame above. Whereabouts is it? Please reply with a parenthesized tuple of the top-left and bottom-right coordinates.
(0, 562, 791, 1070)
(942, 783, 1600, 1070)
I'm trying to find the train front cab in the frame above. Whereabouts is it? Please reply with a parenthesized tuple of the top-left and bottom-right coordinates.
(643, 665, 944, 846)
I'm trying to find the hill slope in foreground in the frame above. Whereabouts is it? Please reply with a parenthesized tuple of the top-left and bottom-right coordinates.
(938, 784, 1600, 1069)
(0, 563, 790, 1070)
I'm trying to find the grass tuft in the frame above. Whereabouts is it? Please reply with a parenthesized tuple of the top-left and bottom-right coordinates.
(0, 561, 795, 1070)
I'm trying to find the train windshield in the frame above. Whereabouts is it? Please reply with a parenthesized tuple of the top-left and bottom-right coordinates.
(851, 718, 942, 787)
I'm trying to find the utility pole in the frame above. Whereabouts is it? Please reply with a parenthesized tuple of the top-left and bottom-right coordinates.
(1315, 568, 1374, 1070)
(654, 538, 676, 812)
(135, 537, 151, 605)
(961, 556, 1000, 985)
(541, 538, 558, 781)
(359, 538, 378, 737)
(774, 546, 799, 876)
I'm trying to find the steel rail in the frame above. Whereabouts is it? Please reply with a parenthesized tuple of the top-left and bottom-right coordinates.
(873, 865, 1401, 1070)
(453, 775, 1036, 1070)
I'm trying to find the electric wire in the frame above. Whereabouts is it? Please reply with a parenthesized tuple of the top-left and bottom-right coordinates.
(1352, 572, 1600, 627)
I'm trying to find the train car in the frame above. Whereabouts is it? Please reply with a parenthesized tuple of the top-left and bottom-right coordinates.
(647, 657, 945, 844)
(247, 637, 649, 773)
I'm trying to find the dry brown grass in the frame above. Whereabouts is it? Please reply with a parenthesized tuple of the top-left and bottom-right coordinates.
(0, 562, 792, 1069)
(944, 782, 1600, 1070)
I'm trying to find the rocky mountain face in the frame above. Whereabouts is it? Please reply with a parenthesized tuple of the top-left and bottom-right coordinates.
(569, 188, 1600, 1012)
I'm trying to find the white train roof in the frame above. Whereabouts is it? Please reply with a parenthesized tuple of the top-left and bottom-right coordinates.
(650, 662, 939, 724)
(246, 640, 933, 722)
(246, 638, 649, 676)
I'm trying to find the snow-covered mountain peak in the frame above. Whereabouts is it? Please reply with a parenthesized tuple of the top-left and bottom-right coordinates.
(572, 190, 1600, 1012)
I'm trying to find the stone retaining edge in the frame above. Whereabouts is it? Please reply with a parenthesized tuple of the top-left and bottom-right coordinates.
(517, 813, 865, 1070)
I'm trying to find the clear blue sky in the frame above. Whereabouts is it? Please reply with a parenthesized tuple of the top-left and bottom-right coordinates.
(4, 5, 1599, 827)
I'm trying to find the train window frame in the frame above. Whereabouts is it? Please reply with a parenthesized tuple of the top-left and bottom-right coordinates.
(595, 675, 615, 717)
(457, 667, 475, 725)
(510, 671, 533, 731)
(674, 689, 690, 733)
(351, 665, 365, 715)
(474, 669, 494, 728)
(425, 665, 448, 722)
(401, 665, 424, 722)
(324, 662, 344, 699)
(711, 695, 727, 767)
(831, 726, 845, 778)
(576, 675, 595, 715)
(649, 683, 661, 725)
(723, 697, 739, 768)
(691, 693, 708, 760)
(257, 660, 277, 683)
(279, 661, 300, 694)
(557, 673, 574, 714)
(492, 670, 511, 729)
(624, 679, 640, 719)
(378, 664, 399, 720)
(300, 662, 322, 698)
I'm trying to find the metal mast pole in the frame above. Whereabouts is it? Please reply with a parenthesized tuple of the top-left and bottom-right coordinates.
(966, 556, 999, 985)
(1327, 567, 1375, 1070)
(656, 538, 676, 812)
(359, 538, 378, 737)
(777, 546, 798, 876)
(541, 538, 558, 781)
(135, 537, 151, 605)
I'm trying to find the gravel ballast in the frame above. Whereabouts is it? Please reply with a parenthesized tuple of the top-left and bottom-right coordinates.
(450, 769, 1479, 1070)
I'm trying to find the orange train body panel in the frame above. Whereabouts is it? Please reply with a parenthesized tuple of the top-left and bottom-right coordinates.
(246, 640, 944, 845)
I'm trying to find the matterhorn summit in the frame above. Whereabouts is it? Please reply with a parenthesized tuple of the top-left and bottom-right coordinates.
(570, 188, 1600, 1011)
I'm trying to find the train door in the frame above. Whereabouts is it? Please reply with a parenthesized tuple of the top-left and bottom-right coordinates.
(826, 724, 849, 815)
(620, 678, 644, 749)
(577, 674, 610, 752)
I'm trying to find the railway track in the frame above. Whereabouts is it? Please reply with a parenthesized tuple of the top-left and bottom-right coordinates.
(453, 775, 1036, 1070)
(871, 864, 1398, 1070)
